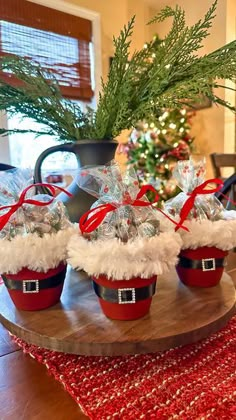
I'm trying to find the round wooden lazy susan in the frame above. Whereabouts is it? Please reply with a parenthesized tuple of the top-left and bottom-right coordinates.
(0, 269, 235, 356)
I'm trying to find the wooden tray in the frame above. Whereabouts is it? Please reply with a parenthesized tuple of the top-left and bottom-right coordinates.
(0, 269, 235, 356)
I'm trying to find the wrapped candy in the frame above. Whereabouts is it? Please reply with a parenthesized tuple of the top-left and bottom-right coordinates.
(68, 160, 183, 279)
(76, 161, 161, 242)
(0, 168, 75, 311)
(164, 158, 236, 288)
(165, 157, 225, 222)
(0, 168, 71, 240)
(67, 161, 182, 320)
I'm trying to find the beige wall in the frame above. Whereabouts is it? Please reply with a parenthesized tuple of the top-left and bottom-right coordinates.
(69, 0, 151, 80)
(68, 0, 127, 82)
(224, 0, 236, 165)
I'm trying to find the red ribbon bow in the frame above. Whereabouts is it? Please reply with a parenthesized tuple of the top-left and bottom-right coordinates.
(175, 178, 224, 231)
(79, 184, 188, 234)
(0, 183, 72, 231)
(79, 185, 159, 234)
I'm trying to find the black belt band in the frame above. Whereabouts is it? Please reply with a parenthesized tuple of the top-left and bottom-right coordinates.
(178, 256, 225, 271)
(93, 281, 156, 304)
(2, 268, 66, 294)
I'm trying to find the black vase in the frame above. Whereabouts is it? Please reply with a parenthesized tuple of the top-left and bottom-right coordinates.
(34, 140, 118, 222)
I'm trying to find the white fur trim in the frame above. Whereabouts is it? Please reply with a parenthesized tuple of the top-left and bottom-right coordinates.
(0, 227, 76, 274)
(179, 219, 236, 250)
(67, 233, 182, 280)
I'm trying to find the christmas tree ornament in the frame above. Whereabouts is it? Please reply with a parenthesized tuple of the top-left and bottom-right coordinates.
(124, 109, 195, 203)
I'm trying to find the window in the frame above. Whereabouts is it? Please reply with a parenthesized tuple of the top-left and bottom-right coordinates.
(1, 21, 80, 88)
(8, 115, 78, 176)
(0, 0, 93, 99)
(0, 0, 98, 174)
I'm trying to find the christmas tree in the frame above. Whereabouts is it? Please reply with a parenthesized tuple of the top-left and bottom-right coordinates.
(122, 109, 195, 203)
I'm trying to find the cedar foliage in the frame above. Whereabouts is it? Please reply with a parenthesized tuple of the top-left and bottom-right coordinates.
(0, 1, 235, 142)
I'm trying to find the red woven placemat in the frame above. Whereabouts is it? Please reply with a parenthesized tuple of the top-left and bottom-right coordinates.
(13, 317, 236, 420)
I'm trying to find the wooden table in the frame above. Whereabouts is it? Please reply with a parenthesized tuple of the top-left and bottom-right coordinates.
(1, 253, 236, 419)
(0, 270, 235, 356)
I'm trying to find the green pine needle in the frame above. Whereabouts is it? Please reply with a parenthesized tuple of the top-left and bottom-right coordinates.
(0, 0, 235, 142)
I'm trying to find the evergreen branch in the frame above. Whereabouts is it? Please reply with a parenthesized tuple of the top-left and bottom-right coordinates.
(209, 95, 236, 111)
(93, 15, 136, 139)
(0, 128, 50, 137)
(215, 84, 236, 92)
(0, 57, 90, 142)
(0, 0, 235, 143)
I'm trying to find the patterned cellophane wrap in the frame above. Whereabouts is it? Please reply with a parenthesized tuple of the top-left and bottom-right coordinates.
(67, 161, 182, 280)
(0, 168, 75, 274)
(164, 157, 236, 250)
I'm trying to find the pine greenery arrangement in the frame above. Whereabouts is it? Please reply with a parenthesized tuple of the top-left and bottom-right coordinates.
(0, 0, 235, 143)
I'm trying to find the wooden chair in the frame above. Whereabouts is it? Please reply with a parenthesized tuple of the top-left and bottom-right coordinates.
(210, 153, 236, 178)
(215, 173, 236, 201)
(210, 154, 236, 209)
(216, 173, 236, 252)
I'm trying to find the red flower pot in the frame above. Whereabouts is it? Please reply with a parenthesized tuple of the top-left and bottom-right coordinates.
(176, 246, 228, 287)
(2, 263, 67, 310)
(92, 275, 157, 320)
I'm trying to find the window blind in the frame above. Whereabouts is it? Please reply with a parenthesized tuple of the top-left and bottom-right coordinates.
(0, 0, 93, 100)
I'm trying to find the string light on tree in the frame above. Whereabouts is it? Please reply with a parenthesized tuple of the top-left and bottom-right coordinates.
(123, 108, 195, 203)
